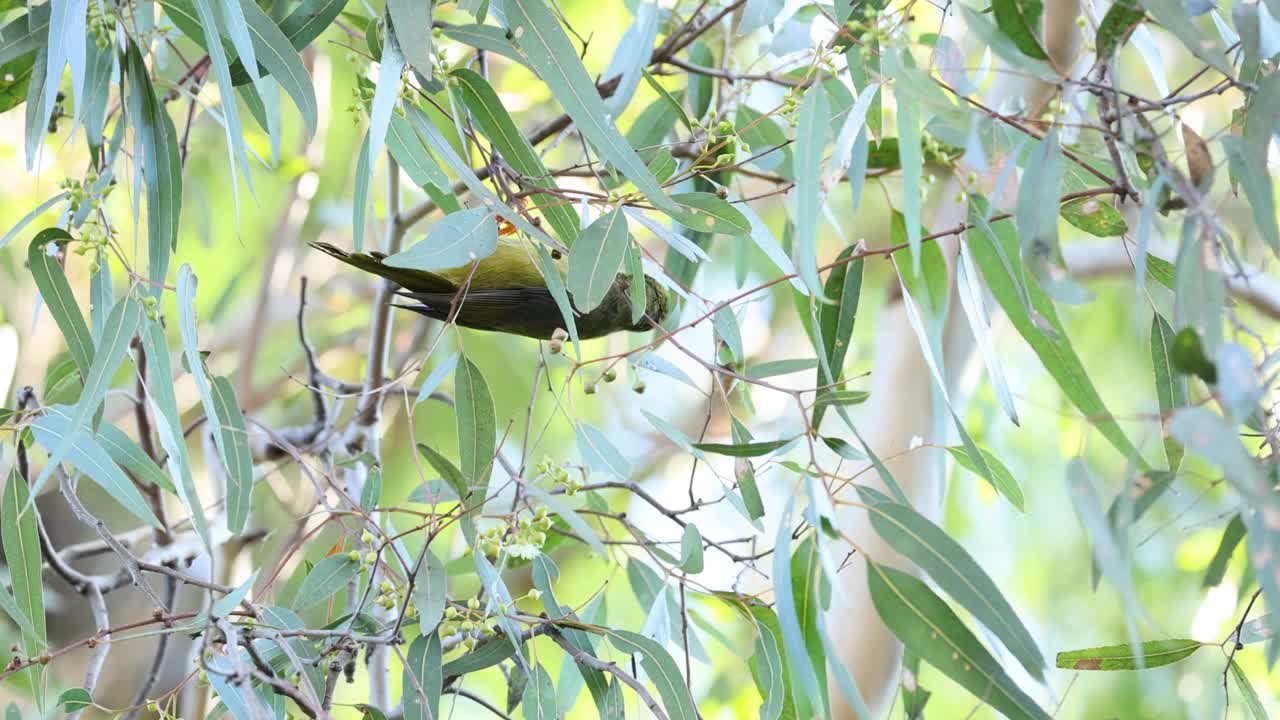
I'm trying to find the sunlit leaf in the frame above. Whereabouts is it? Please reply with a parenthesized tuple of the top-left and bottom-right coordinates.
(860, 496, 1044, 680)
(1055, 639, 1202, 670)
(869, 564, 1049, 720)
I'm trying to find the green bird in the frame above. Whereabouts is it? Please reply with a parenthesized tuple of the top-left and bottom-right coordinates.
(310, 240, 671, 340)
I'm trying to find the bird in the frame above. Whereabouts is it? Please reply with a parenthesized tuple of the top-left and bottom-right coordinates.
(310, 239, 671, 340)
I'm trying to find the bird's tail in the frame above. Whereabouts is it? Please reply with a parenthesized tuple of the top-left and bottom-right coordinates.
(308, 241, 453, 293)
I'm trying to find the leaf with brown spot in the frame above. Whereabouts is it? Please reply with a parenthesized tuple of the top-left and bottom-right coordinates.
(1055, 639, 1203, 671)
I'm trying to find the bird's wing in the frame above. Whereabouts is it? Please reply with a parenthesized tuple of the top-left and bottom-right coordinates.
(397, 286, 572, 339)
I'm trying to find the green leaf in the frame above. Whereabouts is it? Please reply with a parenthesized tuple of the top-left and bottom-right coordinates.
(1060, 196, 1127, 237)
(388, 0, 432, 75)
(521, 664, 557, 720)
(386, 112, 451, 193)
(441, 634, 520, 676)
(869, 564, 1049, 720)
(211, 376, 253, 534)
(294, 554, 360, 610)
(748, 359, 818, 379)
(500, 0, 677, 215)
(31, 408, 160, 528)
(402, 632, 442, 720)
(1055, 639, 1202, 670)
(567, 208, 631, 311)
(2, 469, 45, 703)
(1096, 0, 1144, 61)
(412, 549, 448, 633)
(387, 208, 498, 272)
(793, 84, 829, 297)
(813, 246, 863, 428)
(28, 229, 93, 376)
(0, 52, 34, 113)
(577, 423, 632, 479)
(671, 192, 751, 235)
(1151, 313, 1188, 471)
(415, 444, 468, 501)
(55, 688, 91, 712)
(441, 24, 527, 67)
(455, 355, 496, 491)
(605, 629, 698, 720)
(967, 197, 1147, 467)
(991, 0, 1047, 59)
(1203, 514, 1246, 588)
(32, 296, 145, 507)
(946, 445, 1024, 511)
(124, 41, 181, 282)
(860, 496, 1045, 680)
(530, 555, 611, 715)
(772, 505, 824, 717)
(752, 617, 785, 720)
(1231, 660, 1269, 720)
(680, 524, 705, 574)
(139, 315, 208, 535)
(0, 6, 49, 65)
(712, 306, 743, 363)
(693, 438, 794, 457)
(452, 68, 578, 245)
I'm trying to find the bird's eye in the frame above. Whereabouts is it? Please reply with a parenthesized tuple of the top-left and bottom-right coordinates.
(551, 249, 562, 260)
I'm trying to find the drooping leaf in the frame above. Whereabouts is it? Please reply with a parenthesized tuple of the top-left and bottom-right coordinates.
(499, 0, 677, 215)
(604, 629, 698, 720)
(402, 632, 443, 720)
(868, 564, 1049, 720)
(1203, 514, 1246, 588)
(455, 355, 497, 491)
(521, 664, 557, 720)
(813, 247, 863, 428)
(2, 469, 46, 703)
(28, 229, 93, 377)
(859, 496, 1045, 680)
(967, 197, 1147, 467)
(452, 68, 579, 245)
(793, 84, 829, 297)
(412, 549, 448, 633)
(1150, 313, 1188, 472)
(211, 376, 254, 534)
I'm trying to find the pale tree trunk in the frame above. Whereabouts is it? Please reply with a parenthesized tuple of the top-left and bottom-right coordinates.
(828, 5, 1082, 717)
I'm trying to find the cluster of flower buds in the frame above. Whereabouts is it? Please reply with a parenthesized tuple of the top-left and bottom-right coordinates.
(474, 506, 553, 559)
(700, 111, 746, 167)
(442, 597, 501, 651)
(88, 3, 116, 49)
(535, 457, 580, 495)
